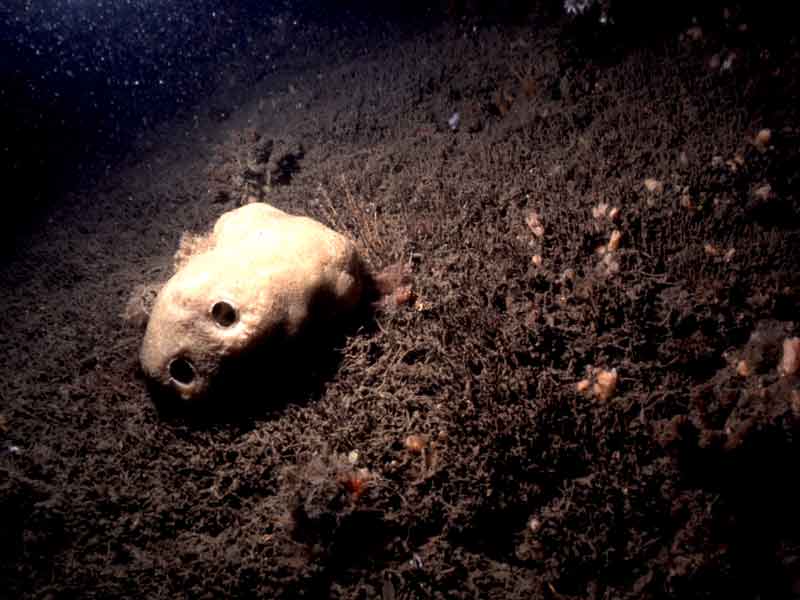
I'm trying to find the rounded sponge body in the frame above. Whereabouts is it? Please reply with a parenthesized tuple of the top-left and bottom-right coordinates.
(140, 203, 363, 402)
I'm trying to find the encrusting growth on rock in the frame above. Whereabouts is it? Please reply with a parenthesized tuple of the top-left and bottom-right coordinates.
(577, 368, 619, 401)
(643, 178, 664, 194)
(404, 434, 428, 454)
(753, 128, 772, 152)
(593, 369, 619, 401)
(779, 337, 800, 377)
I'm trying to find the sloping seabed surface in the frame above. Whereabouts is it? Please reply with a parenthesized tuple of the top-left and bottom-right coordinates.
(2, 6, 799, 599)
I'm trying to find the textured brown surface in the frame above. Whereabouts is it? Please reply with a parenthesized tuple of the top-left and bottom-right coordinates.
(1, 7, 799, 599)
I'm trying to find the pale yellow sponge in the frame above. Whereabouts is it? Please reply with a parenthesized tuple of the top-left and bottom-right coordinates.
(140, 203, 364, 403)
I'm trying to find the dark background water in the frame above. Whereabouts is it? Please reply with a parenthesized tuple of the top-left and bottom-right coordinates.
(1, 1, 295, 216)
(0, 0, 444, 237)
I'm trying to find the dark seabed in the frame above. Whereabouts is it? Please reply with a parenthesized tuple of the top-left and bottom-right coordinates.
(2, 1, 800, 598)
